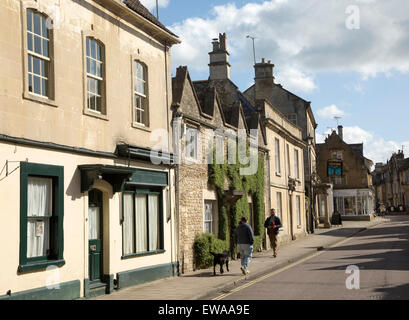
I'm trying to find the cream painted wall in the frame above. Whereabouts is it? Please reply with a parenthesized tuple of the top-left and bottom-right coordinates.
(0, 142, 175, 297)
(0, 0, 174, 155)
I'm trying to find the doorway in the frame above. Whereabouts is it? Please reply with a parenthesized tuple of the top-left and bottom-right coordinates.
(88, 189, 103, 283)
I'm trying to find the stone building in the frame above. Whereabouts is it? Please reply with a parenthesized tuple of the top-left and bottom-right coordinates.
(316, 126, 375, 217)
(244, 59, 320, 232)
(0, 0, 179, 299)
(372, 150, 409, 211)
(171, 39, 269, 273)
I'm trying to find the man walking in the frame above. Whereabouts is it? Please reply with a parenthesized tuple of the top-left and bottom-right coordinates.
(235, 216, 254, 275)
(264, 208, 282, 257)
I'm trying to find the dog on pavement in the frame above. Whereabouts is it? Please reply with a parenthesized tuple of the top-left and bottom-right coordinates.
(210, 251, 230, 276)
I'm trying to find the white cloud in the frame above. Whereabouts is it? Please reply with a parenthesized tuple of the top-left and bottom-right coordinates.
(317, 126, 409, 164)
(139, 0, 169, 12)
(317, 105, 347, 119)
(169, 0, 409, 92)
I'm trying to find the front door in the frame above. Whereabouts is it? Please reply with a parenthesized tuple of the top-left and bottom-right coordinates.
(88, 189, 103, 282)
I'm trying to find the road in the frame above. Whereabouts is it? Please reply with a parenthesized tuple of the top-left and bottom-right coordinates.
(212, 216, 409, 300)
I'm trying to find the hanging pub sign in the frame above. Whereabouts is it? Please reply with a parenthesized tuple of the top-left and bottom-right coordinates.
(328, 161, 342, 176)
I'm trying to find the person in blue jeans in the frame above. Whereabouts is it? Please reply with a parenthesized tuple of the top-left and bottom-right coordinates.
(235, 216, 254, 275)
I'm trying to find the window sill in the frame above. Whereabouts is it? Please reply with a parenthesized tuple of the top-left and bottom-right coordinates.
(18, 259, 65, 273)
(131, 123, 151, 132)
(83, 109, 109, 121)
(23, 92, 58, 108)
(121, 249, 165, 260)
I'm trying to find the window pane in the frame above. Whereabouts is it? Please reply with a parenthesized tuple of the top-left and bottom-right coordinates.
(33, 13, 41, 35)
(33, 75, 41, 95)
(27, 219, 49, 258)
(27, 10, 33, 32)
(86, 58, 90, 74)
(28, 56, 32, 72)
(43, 39, 48, 57)
(28, 74, 33, 92)
(34, 35, 42, 55)
(96, 62, 102, 78)
(86, 38, 90, 57)
(89, 95, 96, 111)
(91, 39, 96, 59)
(137, 80, 145, 95)
(123, 194, 135, 255)
(135, 194, 147, 253)
(27, 177, 52, 217)
(148, 194, 160, 251)
(91, 60, 96, 76)
(88, 207, 100, 240)
(89, 77, 96, 93)
(42, 16, 48, 38)
(96, 96, 101, 112)
(96, 43, 101, 61)
(27, 34, 33, 52)
(33, 56, 40, 75)
(41, 78, 48, 97)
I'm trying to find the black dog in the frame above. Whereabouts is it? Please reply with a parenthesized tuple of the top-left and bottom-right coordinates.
(210, 251, 230, 276)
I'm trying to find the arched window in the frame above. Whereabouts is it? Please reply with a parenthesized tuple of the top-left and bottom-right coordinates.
(26, 9, 50, 97)
(86, 37, 104, 113)
(133, 61, 148, 126)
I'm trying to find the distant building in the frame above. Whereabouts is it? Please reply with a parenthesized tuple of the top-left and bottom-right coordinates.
(316, 126, 375, 217)
(372, 150, 409, 211)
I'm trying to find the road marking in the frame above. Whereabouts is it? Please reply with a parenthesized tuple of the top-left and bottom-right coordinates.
(212, 235, 362, 300)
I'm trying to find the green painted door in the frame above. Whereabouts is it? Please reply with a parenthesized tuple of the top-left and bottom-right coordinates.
(88, 189, 103, 282)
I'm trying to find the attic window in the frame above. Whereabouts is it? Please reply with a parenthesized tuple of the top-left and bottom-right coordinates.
(285, 114, 297, 125)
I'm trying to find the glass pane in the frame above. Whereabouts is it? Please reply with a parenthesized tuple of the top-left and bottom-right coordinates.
(28, 74, 33, 92)
(27, 10, 33, 32)
(136, 62, 143, 79)
(96, 43, 101, 61)
(27, 34, 33, 52)
(89, 95, 96, 111)
(91, 60, 96, 76)
(135, 194, 147, 253)
(27, 219, 50, 258)
(34, 35, 42, 55)
(97, 79, 102, 95)
(89, 77, 95, 93)
(123, 194, 135, 255)
(96, 96, 101, 112)
(27, 177, 52, 217)
(86, 58, 90, 74)
(41, 78, 47, 97)
(33, 13, 41, 35)
(88, 207, 100, 240)
(148, 194, 160, 251)
(33, 75, 41, 95)
(137, 80, 145, 95)
(42, 16, 48, 38)
(43, 39, 48, 57)
(90, 39, 96, 59)
(28, 56, 32, 72)
(33, 56, 40, 75)
(86, 38, 90, 57)
(96, 62, 102, 78)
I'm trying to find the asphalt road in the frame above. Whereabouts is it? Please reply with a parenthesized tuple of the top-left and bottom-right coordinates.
(213, 216, 409, 300)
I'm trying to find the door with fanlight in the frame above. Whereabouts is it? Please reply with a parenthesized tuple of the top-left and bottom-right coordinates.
(88, 189, 103, 282)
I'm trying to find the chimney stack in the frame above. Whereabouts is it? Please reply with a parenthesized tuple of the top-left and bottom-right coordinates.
(254, 58, 275, 101)
(338, 125, 343, 140)
(209, 33, 231, 80)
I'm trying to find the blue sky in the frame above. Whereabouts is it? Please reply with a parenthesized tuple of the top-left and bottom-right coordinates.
(140, 0, 409, 164)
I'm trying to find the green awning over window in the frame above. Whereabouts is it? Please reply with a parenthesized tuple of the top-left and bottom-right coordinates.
(78, 165, 168, 194)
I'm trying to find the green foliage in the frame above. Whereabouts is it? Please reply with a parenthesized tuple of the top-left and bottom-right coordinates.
(253, 235, 263, 252)
(193, 233, 229, 269)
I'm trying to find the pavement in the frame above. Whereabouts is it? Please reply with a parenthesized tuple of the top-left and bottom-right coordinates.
(92, 216, 390, 300)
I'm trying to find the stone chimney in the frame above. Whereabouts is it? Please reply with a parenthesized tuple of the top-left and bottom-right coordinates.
(337, 125, 343, 140)
(209, 33, 230, 80)
(254, 58, 275, 101)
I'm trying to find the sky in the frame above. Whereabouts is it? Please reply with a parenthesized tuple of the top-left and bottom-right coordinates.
(140, 0, 409, 165)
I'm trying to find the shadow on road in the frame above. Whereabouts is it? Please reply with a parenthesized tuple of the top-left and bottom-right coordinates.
(373, 283, 409, 300)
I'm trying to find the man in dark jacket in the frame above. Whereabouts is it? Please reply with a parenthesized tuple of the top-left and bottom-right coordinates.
(264, 208, 282, 257)
(235, 216, 254, 275)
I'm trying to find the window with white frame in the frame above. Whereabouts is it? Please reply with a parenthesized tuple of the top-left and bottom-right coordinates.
(27, 9, 50, 97)
(294, 149, 300, 179)
(86, 37, 104, 113)
(296, 195, 301, 226)
(185, 125, 198, 160)
(276, 192, 282, 218)
(134, 61, 148, 126)
(204, 200, 216, 234)
(275, 138, 281, 175)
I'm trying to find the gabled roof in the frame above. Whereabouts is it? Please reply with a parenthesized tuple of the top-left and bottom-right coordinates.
(124, 0, 178, 38)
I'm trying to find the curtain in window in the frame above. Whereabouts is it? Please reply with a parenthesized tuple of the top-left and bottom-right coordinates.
(135, 194, 147, 253)
(148, 194, 159, 251)
(88, 207, 100, 240)
(123, 194, 134, 255)
(27, 177, 51, 258)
